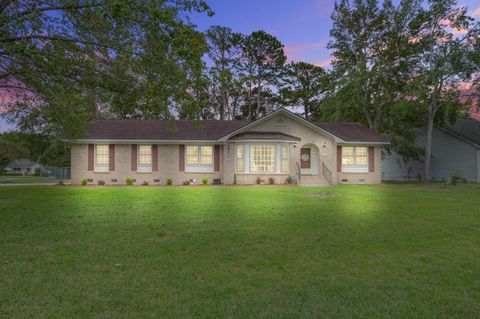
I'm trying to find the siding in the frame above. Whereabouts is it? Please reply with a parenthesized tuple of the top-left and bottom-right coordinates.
(382, 127, 479, 182)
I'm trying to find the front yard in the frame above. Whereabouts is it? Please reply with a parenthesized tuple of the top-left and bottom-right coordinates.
(1, 185, 479, 318)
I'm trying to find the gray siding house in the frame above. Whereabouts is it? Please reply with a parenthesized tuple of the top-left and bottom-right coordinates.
(382, 118, 480, 183)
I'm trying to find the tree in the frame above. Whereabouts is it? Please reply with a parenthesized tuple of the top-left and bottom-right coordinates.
(0, 0, 212, 139)
(411, 0, 479, 180)
(205, 25, 243, 120)
(240, 31, 287, 119)
(326, 0, 427, 156)
(280, 62, 330, 120)
(0, 132, 28, 170)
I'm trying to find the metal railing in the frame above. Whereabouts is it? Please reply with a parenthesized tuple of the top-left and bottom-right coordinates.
(322, 162, 332, 185)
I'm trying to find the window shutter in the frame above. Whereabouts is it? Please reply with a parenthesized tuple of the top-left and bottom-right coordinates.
(109, 144, 115, 171)
(88, 144, 94, 171)
(368, 146, 375, 172)
(131, 144, 137, 171)
(337, 146, 342, 172)
(152, 145, 158, 171)
(179, 145, 185, 171)
(214, 145, 220, 172)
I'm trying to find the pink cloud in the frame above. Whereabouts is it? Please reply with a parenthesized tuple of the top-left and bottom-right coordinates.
(314, 59, 332, 67)
(452, 28, 467, 36)
(472, 7, 480, 17)
(284, 42, 325, 59)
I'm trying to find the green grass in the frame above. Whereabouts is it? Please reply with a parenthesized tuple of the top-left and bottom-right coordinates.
(1, 185, 479, 318)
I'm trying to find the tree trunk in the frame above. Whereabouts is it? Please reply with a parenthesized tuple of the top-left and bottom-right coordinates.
(256, 84, 261, 119)
(424, 109, 435, 181)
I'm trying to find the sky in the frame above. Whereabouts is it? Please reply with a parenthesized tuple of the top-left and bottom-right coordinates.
(1, 0, 479, 132)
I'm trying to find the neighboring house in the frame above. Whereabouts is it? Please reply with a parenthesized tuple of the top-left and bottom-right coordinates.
(3, 159, 42, 176)
(382, 118, 480, 183)
(70, 108, 389, 185)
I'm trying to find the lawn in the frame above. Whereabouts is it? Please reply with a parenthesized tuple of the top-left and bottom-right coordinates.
(1, 185, 479, 318)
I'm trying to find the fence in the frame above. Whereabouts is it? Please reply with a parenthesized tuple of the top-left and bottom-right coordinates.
(38, 166, 71, 180)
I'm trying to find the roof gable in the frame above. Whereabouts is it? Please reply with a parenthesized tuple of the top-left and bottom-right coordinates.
(218, 108, 341, 142)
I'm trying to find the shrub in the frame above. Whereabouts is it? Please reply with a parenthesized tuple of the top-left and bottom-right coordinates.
(269, 177, 275, 184)
(233, 173, 237, 185)
(285, 175, 293, 184)
(57, 179, 65, 186)
(183, 180, 190, 185)
(126, 178, 134, 185)
(166, 178, 173, 186)
(256, 177, 261, 184)
(142, 181, 149, 186)
(97, 179, 106, 186)
(201, 178, 208, 185)
(446, 175, 463, 186)
(80, 178, 88, 186)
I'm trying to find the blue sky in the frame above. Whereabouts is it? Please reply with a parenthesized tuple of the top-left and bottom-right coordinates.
(1, 0, 479, 132)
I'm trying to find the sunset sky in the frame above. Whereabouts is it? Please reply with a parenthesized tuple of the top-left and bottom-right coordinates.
(1, 0, 479, 131)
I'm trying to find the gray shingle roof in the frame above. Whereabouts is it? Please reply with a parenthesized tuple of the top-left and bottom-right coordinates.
(315, 122, 390, 143)
(229, 131, 301, 141)
(443, 118, 480, 146)
(80, 117, 388, 143)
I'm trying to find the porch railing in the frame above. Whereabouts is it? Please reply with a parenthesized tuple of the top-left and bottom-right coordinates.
(322, 161, 332, 185)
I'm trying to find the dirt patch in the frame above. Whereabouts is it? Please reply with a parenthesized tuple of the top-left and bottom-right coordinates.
(304, 193, 336, 198)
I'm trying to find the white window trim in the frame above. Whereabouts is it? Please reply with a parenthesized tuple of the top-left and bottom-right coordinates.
(235, 142, 289, 174)
(341, 146, 368, 173)
(94, 144, 109, 173)
(137, 144, 152, 173)
(185, 145, 214, 173)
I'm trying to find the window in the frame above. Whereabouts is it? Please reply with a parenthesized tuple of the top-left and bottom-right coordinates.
(95, 144, 109, 172)
(185, 145, 214, 172)
(236, 145, 245, 172)
(281, 144, 289, 173)
(235, 143, 290, 174)
(250, 144, 276, 173)
(342, 146, 368, 172)
(138, 145, 152, 172)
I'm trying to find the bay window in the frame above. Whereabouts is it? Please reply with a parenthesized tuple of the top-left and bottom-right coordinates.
(342, 146, 368, 172)
(95, 144, 109, 172)
(186, 145, 214, 172)
(235, 143, 289, 174)
(138, 145, 152, 172)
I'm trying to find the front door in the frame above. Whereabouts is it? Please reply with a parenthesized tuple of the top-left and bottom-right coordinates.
(300, 147, 318, 175)
(301, 148, 311, 169)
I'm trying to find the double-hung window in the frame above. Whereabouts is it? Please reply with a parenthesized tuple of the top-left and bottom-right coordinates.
(235, 143, 289, 174)
(95, 144, 109, 172)
(341, 146, 368, 172)
(185, 145, 214, 172)
(138, 145, 152, 172)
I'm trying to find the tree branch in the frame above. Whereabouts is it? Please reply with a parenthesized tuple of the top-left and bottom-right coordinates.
(8, 2, 104, 21)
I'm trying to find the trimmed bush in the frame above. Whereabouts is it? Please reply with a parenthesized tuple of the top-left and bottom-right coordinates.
(285, 175, 293, 184)
(126, 178, 134, 186)
(269, 177, 275, 185)
(256, 177, 261, 185)
(166, 178, 173, 186)
(201, 178, 208, 185)
(97, 179, 106, 186)
(80, 178, 88, 186)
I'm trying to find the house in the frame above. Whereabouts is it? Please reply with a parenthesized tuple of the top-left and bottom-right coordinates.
(70, 108, 390, 185)
(3, 159, 42, 176)
(382, 118, 480, 183)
